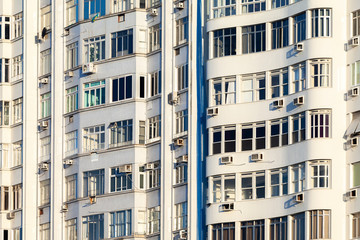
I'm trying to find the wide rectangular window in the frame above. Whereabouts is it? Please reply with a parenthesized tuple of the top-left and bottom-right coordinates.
(353, 10, 360, 37)
(83, 169, 104, 197)
(351, 60, 360, 86)
(271, 168, 288, 197)
(66, 42, 78, 70)
(0, 59, 10, 83)
(110, 210, 132, 237)
(241, 122, 265, 151)
(310, 210, 330, 239)
(0, 17, 10, 40)
(13, 13, 23, 38)
(176, 17, 188, 45)
(65, 130, 78, 156)
(40, 179, 50, 205)
(12, 55, 23, 77)
(65, 218, 77, 240)
(84, 0, 106, 20)
(40, 49, 51, 76)
(149, 24, 161, 52)
(241, 73, 266, 102)
(241, 0, 265, 14)
(293, 62, 306, 92)
(270, 118, 288, 147)
(175, 202, 187, 230)
(312, 9, 331, 37)
(272, 19, 289, 49)
(84, 80, 105, 107)
(310, 160, 329, 188)
(353, 213, 360, 239)
(212, 223, 235, 240)
(148, 206, 160, 234)
(110, 166, 132, 192)
(150, 71, 161, 97)
(83, 125, 105, 152)
(111, 29, 133, 57)
(241, 171, 265, 200)
(113, 0, 133, 13)
(294, 13, 306, 43)
(148, 115, 161, 139)
(41, 93, 51, 118)
(212, 77, 236, 105)
(66, 174, 77, 201)
(82, 214, 104, 240)
(292, 213, 305, 240)
(213, 28, 236, 58)
(353, 162, 360, 187)
(12, 98, 22, 124)
(213, 0, 236, 18)
(292, 163, 305, 193)
(175, 110, 188, 134)
(271, 0, 288, 9)
(310, 110, 330, 138)
(212, 174, 235, 203)
(241, 220, 265, 240)
(109, 119, 133, 147)
(242, 24, 266, 54)
(271, 68, 288, 98)
(292, 113, 305, 143)
(40, 223, 50, 240)
(66, 86, 78, 113)
(310, 59, 331, 88)
(84, 36, 105, 63)
(112, 76, 132, 102)
(177, 64, 188, 91)
(66, 0, 78, 26)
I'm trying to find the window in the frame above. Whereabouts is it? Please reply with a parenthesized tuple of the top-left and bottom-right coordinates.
(111, 29, 133, 57)
(113, 0, 133, 13)
(241, 171, 265, 200)
(241, 220, 265, 240)
(292, 163, 305, 193)
(310, 110, 330, 138)
(0, 59, 10, 83)
(272, 0, 288, 9)
(312, 9, 331, 37)
(149, 24, 161, 52)
(40, 179, 50, 205)
(213, 0, 236, 18)
(212, 223, 235, 240)
(270, 168, 288, 197)
(271, 68, 288, 98)
(272, 19, 289, 49)
(0, 187, 9, 210)
(270, 217, 287, 240)
(40, 136, 51, 161)
(13, 142, 22, 167)
(65, 218, 77, 240)
(66, 86, 78, 113)
(176, 17, 188, 45)
(175, 202, 187, 230)
(175, 110, 188, 134)
(13, 13, 23, 38)
(13, 228, 21, 240)
(270, 118, 288, 147)
(84, 0, 106, 20)
(39, 223, 50, 240)
(139, 76, 145, 98)
(40, 49, 51, 76)
(66, 174, 77, 201)
(41, 6, 51, 30)
(83, 125, 105, 152)
(0, 17, 11, 40)
(292, 213, 305, 240)
(82, 214, 104, 240)
(242, 24, 266, 54)
(0, 101, 9, 126)
(12, 55, 23, 77)
(147, 162, 160, 189)
(241, 73, 266, 102)
(110, 210, 131, 237)
(175, 160, 187, 184)
(148, 0, 160, 8)
(241, 0, 265, 14)
(353, 162, 360, 188)
(12, 184, 21, 210)
(177, 64, 188, 91)
(212, 77, 236, 105)
(83, 169, 104, 197)
(310, 160, 329, 188)
(353, 213, 360, 239)
(65, 130, 78, 156)
(0, 144, 9, 169)
(112, 76, 132, 102)
(292, 113, 305, 143)
(293, 13, 306, 43)
(139, 120, 145, 144)
(213, 28, 236, 58)
(66, 0, 78, 26)
(84, 80, 105, 107)
(211, 126, 236, 154)
(241, 122, 265, 151)
(293, 62, 306, 92)
(150, 71, 161, 97)
(41, 93, 51, 118)
(148, 115, 161, 139)
(66, 42, 78, 70)
(84, 36, 105, 63)
(109, 119, 133, 147)
(148, 206, 160, 234)
(353, 10, 360, 37)
(352, 60, 360, 86)
(310, 210, 330, 239)
(12, 98, 22, 124)
(110, 166, 132, 192)
(310, 59, 331, 87)
(212, 174, 235, 203)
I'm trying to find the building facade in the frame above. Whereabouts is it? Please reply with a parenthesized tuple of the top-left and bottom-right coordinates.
(0, 0, 359, 239)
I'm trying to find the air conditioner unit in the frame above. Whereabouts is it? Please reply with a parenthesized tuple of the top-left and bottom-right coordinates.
(64, 29, 70, 36)
(220, 156, 233, 164)
(7, 212, 15, 219)
(207, 107, 219, 116)
(351, 87, 359, 97)
(350, 36, 360, 47)
(273, 99, 284, 108)
(89, 196, 96, 204)
(176, 155, 188, 164)
(61, 204, 68, 212)
(175, 2, 184, 9)
(149, 8, 158, 16)
(39, 208, 44, 215)
(145, 163, 155, 170)
(119, 164, 132, 173)
(82, 63, 96, 74)
(220, 203, 234, 212)
(351, 137, 358, 147)
(350, 189, 358, 199)
(293, 96, 304, 106)
(39, 163, 49, 171)
(179, 229, 187, 239)
(250, 153, 263, 162)
(68, 115, 74, 123)
(65, 71, 74, 77)
(64, 159, 74, 165)
(295, 193, 304, 203)
(39, 77, 49, 84)
(174, 138, 184, 146)
(294, 43, 304, 52)
(40, 120, 49, 129)
(168, 91, 179, 105)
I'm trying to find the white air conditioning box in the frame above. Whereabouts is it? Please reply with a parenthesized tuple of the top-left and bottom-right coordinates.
(250, 153, 263, 162)
(177, 155, 188, 164)
(295, 193, 304, 203)
(175, 2, 184, 9)
(82, 63, 96, 74)
(149, 8, 158, 16)
(179, 229, 187, 239)
(295, 43, 304, 52)
(351, 36, 360, 47)
(65, 71, 74, 77)
(62, 204, 68, 212)
(174, 138, 184, 146)
(64, 159, 74, 165)
(351, 137, 358, 147)
(351, 87, 359, 97)
(293, 96, 304, 106)
(7, 212, 15, 219)
(145, 163, 155, 170)
(220, 203, 234, 211)
(207, 107, 219, 116)
(39, 163, 49, 171)
(350, 189, 358, 199)
(273, 99, 284, 108)
(119, 164, 132, 173)
(39, 77, 49, 84)
(220, 156, 233, 164)
(40, 120, 49, 129)
(168, 91, 179, 104)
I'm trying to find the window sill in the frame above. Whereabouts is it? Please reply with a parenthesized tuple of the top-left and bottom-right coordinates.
(174, 41, 188, 50)
(146, 94, 161, 102)
(173, 182, 187, 188)
(11, 36, 23, 43)
(147, 48, 161, 57)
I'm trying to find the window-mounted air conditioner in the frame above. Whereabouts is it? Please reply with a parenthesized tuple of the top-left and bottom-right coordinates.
(176, 155, 188, 164)
(175, 2, 184, 9)
(168, 91, 179, 105)
(39, 163, 49, 171)
(207, 107, 219, 116)
(295, 193, 304, 203)
(294, 43, 304, 52)
(174, 138, 184, 146)
(149, 8, 158, 16)
(351, 137, 358, 147)
(40, 120, 49, 129)
(293, 96, 304, 106)
(145, 163, 155, 170)
(273, 99, 284, 108)
(179, 229, 187, 239)
(64, 159, 74, 165)
(82, 63, 96, 74)
(119, 164, 132, 173)
(351, 87, 359, 97)
(220, 203, 234, 212)
(220, 156, 233, 164)
(89, 196, 96, 204)
(62, 204, 68, 212)
(250, 153, 263, 162)
(65, 71, 74, 77)
(350, 36, 360, 47)
(39, 77, 49, 84)
(7, 212, 15, 219)
(350, 189, 358, 199)
(64, 29, 70, 36)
